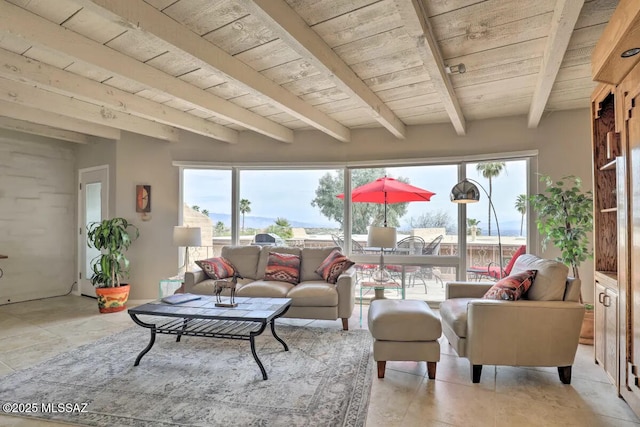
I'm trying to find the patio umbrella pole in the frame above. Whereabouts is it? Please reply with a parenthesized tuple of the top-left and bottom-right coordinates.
(384, 192, 387, 227)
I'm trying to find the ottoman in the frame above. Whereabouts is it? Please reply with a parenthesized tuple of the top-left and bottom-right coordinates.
(368, 299, 441, 379)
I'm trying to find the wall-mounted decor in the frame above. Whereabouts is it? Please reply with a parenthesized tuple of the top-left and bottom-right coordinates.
(136, 185, 151, 213)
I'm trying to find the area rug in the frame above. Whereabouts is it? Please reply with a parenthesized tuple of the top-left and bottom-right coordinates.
(0, 324, 373, 426)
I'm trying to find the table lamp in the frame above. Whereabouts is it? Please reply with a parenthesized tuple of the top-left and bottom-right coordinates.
(367, 226, 397, 283)
(173, 226, 202, 274)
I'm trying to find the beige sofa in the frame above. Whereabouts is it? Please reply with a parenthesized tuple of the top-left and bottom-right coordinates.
(184, 245, 356, 330)
(439, 254, 585, 384)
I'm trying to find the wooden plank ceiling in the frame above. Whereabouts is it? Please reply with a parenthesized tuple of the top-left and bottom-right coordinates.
(0, 0, 618, 144)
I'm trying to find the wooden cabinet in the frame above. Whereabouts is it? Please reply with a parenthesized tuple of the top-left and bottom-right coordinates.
(591, 85, 620, 389)
(595, 274, 618, 385)
(591, 0, 640, 415)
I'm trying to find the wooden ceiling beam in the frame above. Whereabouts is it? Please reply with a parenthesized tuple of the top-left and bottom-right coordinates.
(239, 0, 406, 139)
(527, 0, 585, 128)
(77, 0, 350, 142)
(395, 0, 466, 136)
(0, 0, 292, 143)
(0, 48, 238, 144)
(0, 100, 121, 140)
(0, 77, 179, 141)
(0, 116, 89, 144)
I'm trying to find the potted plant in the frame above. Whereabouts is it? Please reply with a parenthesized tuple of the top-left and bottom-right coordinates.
(87, 217, 139, 313)
(529, 175, 593, 343)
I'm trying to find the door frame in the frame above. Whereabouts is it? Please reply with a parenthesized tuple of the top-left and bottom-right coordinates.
(76, 165, 109, 296)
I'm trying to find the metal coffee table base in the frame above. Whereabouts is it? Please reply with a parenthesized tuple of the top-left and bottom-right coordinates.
(129, 307, 290, 380)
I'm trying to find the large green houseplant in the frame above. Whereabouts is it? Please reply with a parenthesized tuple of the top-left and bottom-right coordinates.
(529, 175, 594, 343)
(87, 217, 139, 313)
(529, 175, 593, 280)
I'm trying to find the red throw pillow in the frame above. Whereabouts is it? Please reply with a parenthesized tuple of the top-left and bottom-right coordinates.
(195, 257, 236, 280)
(482, 270, 537, 301)
(264, 252, 301, 285)
(315, 249, 355, 284)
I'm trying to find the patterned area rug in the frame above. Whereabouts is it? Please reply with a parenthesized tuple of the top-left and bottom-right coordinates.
(0, 324, 373, 426)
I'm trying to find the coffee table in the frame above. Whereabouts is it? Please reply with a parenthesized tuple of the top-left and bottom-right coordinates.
(128, 296, 292, 380)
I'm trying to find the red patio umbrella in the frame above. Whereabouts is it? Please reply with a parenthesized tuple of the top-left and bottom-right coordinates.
(337, 176, 436, 226)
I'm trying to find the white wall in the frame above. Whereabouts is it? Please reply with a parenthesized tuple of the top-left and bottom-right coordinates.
(0, 129, 76, 304)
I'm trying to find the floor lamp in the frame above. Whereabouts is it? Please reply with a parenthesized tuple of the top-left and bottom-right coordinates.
(173, 226, 202, 275)
(450, 179, 504, 279)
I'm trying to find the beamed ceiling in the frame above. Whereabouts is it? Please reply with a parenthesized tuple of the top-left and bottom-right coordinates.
(0, 0, 618, 145)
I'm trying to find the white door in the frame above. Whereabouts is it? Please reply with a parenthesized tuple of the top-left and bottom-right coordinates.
(78, 166, 108, 297)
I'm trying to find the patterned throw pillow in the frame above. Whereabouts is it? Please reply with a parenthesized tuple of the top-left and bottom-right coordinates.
(315, 249, 355, 284)
(482, 270, 538, 301)
(264, 252, 301, 285)
(195, 257, 236, 280)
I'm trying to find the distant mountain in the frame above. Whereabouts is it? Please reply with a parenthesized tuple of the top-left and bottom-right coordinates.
(207, 212, 337, 229)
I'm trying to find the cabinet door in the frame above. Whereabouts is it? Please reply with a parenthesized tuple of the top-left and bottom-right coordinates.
(604, 288, 618, 384)
(595, 281, 606, 366)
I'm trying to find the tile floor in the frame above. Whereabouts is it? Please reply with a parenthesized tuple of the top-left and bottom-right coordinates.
(0, 295, 638, 427)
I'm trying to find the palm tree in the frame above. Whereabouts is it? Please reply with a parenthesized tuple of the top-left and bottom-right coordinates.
(476, 162, 506, 236)
(515, 194, 527, 236)
(201, 209, 209, 217)
(239, 199, 251, 231)
(191, 205, 200, 212)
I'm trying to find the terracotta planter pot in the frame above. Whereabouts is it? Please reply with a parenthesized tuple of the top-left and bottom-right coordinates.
(580, 309, 594, 345)
(95, 285, 130, 313)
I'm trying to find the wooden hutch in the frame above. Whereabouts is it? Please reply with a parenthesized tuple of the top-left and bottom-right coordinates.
(591, 0, 640, 416)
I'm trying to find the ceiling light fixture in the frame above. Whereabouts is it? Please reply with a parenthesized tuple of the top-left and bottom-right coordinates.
(445, 63, 466, 74)
(621, 48, 640, 58)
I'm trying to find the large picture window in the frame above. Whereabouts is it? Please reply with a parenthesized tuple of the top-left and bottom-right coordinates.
(179, 154, 531, 303)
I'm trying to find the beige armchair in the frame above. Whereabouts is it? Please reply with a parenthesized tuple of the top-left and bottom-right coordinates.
(439, 254, 585, 384)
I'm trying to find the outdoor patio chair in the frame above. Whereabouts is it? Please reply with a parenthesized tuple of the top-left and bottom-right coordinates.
(351, 238, 377, 282)
(388, 236, 425, 290)
(467, 244, 526, 281)
(416, 235, 444, 290)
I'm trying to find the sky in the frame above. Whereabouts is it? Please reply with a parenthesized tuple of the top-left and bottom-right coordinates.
(183, 160, 527, 232)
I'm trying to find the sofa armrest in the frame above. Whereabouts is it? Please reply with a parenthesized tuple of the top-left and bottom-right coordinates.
(335, 266, 357, 318)
(184, 269, 207, 293)
(445, 281, 493, 299)
(466, 300, 585, 366)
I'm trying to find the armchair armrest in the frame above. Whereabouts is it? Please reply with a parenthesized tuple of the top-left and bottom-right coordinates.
(335, 266, 357, 318)
(184, 269, 206, 293)
(446, 281, 493, 299)
(466, 300, 585, 366)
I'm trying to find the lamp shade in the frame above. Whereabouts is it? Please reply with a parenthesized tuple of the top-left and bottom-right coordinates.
(173, 226, 202, 247)
(450, 179, 480, 204)
(367, 226, 397, 249)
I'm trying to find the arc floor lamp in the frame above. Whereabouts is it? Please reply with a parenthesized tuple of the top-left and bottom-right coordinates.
(450, 178, 504, 279)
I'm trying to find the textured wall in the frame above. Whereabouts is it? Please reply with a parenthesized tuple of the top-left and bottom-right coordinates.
(0, 130, 76, 304)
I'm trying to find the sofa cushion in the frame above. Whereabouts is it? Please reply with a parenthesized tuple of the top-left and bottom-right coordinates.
(256, 246, 301, 280)
(315, 249, 355, 284)
(300, 246, 341, 282)
(221, 245, 261, 280)
(439, 298, 473, 338)
(236, 280, 293, 298)
(194, 257, 236, 280)
(264, 252, 301, 284)
(287, 281, 338, 307)
(482, 270, 537, 301)
(511, 254, 569, 301)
